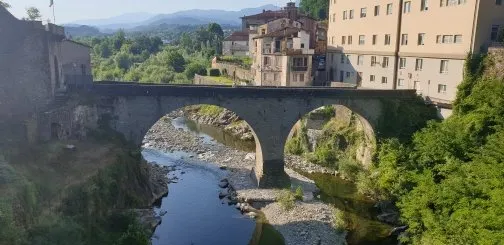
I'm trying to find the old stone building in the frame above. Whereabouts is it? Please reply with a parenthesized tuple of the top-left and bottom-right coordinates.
(222, 31, 249, 56)
(0, 6, 91, 144)
(251, 25, 314, 86)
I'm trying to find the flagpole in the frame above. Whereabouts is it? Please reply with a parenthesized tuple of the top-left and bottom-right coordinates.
(52, 4, 55, 24)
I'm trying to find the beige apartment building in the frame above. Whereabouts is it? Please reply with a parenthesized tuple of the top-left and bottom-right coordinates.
(251, 22, 314, 86)
(327, 0, 504, 117)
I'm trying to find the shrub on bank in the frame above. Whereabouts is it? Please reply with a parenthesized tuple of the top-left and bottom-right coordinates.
(209, 68, 220, 77)
(276, 190, 296, 211)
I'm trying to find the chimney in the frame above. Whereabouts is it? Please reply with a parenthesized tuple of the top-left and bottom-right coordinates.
(286, 2, 297, 20)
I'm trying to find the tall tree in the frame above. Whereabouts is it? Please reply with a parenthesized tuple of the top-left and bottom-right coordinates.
(25, 7, 41, 21)
(300, 0, 329, 20)
(0, 0, 11, 8)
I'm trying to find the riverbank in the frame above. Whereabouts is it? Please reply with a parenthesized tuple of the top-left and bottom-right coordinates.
(144, 114, 346, 245)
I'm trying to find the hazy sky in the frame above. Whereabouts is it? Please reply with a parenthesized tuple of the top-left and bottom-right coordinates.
(7, 0, 292, 23)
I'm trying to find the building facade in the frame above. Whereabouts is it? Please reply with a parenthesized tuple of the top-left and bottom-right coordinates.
(222, 31, 249, 56)
(251, 26, 314, 86)
(327, 0, 504, 117)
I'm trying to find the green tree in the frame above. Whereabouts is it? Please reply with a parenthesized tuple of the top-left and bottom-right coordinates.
(0, 0, 11, 8)
(300, 0, 329, 20)
(25, 7, 41, 21)
(185, 62, 207, 79)
(158, 50, 186, 73)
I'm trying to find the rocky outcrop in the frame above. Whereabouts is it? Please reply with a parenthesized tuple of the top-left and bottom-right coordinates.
(184, 107, 254, 141)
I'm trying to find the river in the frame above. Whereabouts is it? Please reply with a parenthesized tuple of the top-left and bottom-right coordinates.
(143, 116, 396, 245)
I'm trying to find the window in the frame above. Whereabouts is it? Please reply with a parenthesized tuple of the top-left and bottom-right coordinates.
(387, 3, 393, 15)
(361, 8, 367, 18)
(440, 60, 449, 73)
(397, 79, 405, 87)
(421, 0, 429, 10)
(454, 35, 463, 43)
(438, 84, 447, 93)
(349, 9, 354, 19)
(332, 36, 335, 45)
(331, 54, 335, 63)
(385, 34, 391, 45)
(301, 43, 305, 48)
(403, 1, 411, 13)
(382, 57, 389, 68)
(382, 76, 388, 84)
(443, 35, 453, 43)
(491, 25, 500, 41)
(436, 35, 442, 43)
(346, 55, 351, 64)
(371, 56, 377, 66)
(441, 0, 467, 6)
(346, 72, 351, 78)
(373, 35, 377, 45)
(401, 34, 408, 45)
(400, 58, 407, 69)
(357, 55, 364, 65)
(418, 33, 425, 45)
(341, 55, 345, 64)
(359, 35, 365, 45)
(342, 36, 346, 44)
(374, 5, 380, 16)
(299, 74, 305, 82)
(340, 71, 344, 81)
(415, 59, 423, 71)
(333, 14, 336, 22)
(264, 57, 270, 65)
(348, 35, 353, 45)
(343, 11, 347, 20)
(370, 75, 376, 82)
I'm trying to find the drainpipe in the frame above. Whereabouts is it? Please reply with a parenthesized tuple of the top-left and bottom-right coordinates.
(392, 0, 404, 90)
(469, 0, 480, 55)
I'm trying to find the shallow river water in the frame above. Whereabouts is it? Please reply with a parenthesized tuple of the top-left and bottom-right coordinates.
(144, 117, 396, 245)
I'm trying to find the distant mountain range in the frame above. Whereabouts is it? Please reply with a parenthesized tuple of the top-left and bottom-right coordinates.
(66, 4, 281, 33)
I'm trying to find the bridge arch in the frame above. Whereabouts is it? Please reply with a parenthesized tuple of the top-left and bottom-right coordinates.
(284, 104, 377, 170)
(92, 84, 416, 188)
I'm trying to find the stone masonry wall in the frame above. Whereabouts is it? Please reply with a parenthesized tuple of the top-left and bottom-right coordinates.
(211, 61, 255, 83)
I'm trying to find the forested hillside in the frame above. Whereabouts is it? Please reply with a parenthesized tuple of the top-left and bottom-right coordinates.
(371, 52, 504, 244)
(77, 23, 225, 83)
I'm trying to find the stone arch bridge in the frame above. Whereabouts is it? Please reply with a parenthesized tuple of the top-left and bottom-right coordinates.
(87, 83, 417, 188)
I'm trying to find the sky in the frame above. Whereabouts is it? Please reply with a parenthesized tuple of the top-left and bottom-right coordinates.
(7, 0, 293, 23)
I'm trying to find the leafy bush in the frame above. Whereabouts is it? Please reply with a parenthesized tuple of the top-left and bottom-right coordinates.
(294, 186, 304, 201)
(337, 159, 362, 182)
(209, 68, 221, 77)
(185, 62, 207, 79)
(198, 105, 224, 117)
(276, 190, 296, 211)
(333, 208, 349, 232)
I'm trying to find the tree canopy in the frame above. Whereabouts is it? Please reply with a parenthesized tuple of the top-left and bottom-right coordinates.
(300, 0, 329, 20)
(369, 53, 504, 244)
(0, 0, 11, 8)
(25, 7, 41, 21)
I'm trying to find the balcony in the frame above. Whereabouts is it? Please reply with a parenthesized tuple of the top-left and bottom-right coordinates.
(262, 48, 272, 54)
(291, 66, 308, 72)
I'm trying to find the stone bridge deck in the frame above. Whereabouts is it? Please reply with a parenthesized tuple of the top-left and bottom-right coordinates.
(85, 82, 418, 188)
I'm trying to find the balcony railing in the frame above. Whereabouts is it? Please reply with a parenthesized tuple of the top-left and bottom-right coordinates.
(291, 66, 308, 72)
(263, 48, 271, 54)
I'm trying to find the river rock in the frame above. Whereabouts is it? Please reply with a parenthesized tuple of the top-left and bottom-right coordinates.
(219, 165, 228, 170)
(247, 212, 257, 219)
(219, 179, 229, 188)
(219, 189, 229, 199)
(244, 153, 255, 160)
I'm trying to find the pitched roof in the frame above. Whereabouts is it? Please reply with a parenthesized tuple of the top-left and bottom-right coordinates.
(224, 31, 249, 42)
(241, 10, 315, 21)
(253, 27, 303, 39)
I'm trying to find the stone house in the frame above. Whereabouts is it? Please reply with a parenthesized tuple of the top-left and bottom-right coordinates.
(251, 26, 314, 86)
(222, 32, 249, 56)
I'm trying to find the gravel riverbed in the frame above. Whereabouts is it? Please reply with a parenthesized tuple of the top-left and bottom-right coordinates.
(143, 114, 347, 245)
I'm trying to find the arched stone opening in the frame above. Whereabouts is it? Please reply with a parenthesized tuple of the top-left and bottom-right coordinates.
(283, 104, 377, 171)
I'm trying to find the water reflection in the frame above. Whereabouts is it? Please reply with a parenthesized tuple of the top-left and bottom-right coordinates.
(304, 172, 396, 245)
(171, 117, 256, 152)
